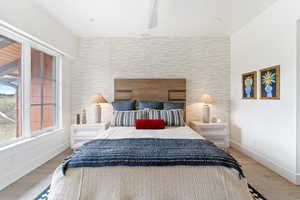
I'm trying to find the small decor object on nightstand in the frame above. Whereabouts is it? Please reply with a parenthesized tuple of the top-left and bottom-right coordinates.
(260, 65, 280, 100)
(211, 117, 222, 123)
(92, 94, 108, 123)
(81, 108, 87, 124)
(76, 114, 80, 125)
(211, 117, 217, 123)
(216, 118, 222, 123)
(200, 94, 216, 123)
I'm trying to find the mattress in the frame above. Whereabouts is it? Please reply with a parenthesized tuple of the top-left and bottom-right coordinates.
(49, 126, 252, 200)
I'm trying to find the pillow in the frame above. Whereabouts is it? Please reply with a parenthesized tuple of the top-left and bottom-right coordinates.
(148, 109, 185, 127)
(111, 110, 148, 127)
(163, 102, 185, 110)
(112, 100, 136, 111)
(139, 101, 163, 110)
(135, 119, 165, 129)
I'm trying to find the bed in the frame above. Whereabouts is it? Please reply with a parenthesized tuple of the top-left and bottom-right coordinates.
(48, 79, 252, 200)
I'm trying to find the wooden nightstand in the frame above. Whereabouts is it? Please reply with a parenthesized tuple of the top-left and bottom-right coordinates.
(70, 123, 110, 149)
(190, 121, 229, 149)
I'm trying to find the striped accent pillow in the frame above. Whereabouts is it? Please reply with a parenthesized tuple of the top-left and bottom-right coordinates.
(111, 110, 148, 127)
(148, 109, 185, 127)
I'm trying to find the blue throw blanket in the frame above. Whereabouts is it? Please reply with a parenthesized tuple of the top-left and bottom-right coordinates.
(63, 138, 245, 178)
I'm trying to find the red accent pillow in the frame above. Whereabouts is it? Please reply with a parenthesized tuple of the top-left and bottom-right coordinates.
(135, 119, 165, 129)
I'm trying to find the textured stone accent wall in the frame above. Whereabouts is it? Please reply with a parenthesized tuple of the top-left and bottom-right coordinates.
(72, 37, 230, 123)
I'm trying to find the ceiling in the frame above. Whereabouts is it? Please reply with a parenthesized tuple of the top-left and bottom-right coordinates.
(34, 0, 277, 38)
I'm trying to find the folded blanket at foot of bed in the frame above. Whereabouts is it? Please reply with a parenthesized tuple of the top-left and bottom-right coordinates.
(62, 138, 245, 178)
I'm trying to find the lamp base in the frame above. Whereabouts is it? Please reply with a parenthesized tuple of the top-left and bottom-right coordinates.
(202, 104, 210, 123)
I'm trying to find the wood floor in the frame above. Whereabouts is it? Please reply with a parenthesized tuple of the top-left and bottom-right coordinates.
(230, 149, 300, 200)
(0, 148, 300, 200)
(0, 149, 72, 200)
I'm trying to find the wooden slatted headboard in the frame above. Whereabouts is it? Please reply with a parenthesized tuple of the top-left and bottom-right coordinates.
(114, 79, 186, 102)
(114, 78, 187, 120)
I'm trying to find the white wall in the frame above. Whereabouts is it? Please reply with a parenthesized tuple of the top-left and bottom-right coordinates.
(71, 37, 230, 124)
(0, 0, 78, 190)
(231, 0, 300, 184)
(0, 0, 78, 57)
(297, 20, 300, 184)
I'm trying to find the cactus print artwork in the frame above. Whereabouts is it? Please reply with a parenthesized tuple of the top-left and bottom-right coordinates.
(242, 71, 257, 99)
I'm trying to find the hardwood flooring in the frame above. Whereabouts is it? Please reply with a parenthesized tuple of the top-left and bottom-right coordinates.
(0, 149, 72, 200)
(0, 148, 299, 200)
(230, 148, 300, 200)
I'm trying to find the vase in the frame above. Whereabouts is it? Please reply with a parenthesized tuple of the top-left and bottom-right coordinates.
(265, 85, 273, 98)
(95, 104, 102, 123)
(81, 108, 87, 124)
(245, 87, 252, 98)
(202, 104, 210, 123)
(76, 114, 80, 125)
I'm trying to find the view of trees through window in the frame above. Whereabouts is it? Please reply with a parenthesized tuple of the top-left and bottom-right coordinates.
(0, 35, 22, 143)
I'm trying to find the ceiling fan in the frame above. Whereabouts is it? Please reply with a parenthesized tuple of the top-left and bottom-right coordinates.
(148, 0, 159, 29)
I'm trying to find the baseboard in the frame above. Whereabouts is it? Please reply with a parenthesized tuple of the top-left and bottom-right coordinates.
(296, 174, 300, 185)
(0, 142, 69, 191)
(230, 140, 297, 184)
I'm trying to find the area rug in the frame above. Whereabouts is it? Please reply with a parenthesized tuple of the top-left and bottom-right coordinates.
(34, 184, 267, 200)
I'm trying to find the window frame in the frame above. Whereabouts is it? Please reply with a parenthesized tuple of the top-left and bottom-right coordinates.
(30, 46, 61, 136)
(0, 26, 62, 147)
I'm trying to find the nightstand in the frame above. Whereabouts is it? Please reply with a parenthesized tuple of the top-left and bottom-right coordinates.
(190, 121, 229, 149)
(70, 123, 110, 149)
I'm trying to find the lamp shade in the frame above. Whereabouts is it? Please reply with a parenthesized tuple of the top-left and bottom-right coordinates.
(92, 94, 108, 104)
(200, 94, 216, 104)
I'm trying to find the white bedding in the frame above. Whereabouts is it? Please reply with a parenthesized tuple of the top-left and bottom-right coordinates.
(49, 126, 252, 200)
(95, 126, 205, 140)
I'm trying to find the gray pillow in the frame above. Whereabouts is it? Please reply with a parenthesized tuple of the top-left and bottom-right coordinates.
(163, 102, 185, 110)
(139, 101, 163, 110)
(112, 100, 136, 111)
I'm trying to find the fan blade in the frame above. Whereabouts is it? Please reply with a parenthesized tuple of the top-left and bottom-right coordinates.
(148, 0, 159, 29)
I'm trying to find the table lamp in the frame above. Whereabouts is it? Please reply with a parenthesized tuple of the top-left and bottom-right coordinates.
(200, 94, 216, 123)
(92, 94, 108, 123)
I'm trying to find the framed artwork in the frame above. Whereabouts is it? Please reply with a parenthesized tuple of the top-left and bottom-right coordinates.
(242, 71, 257, 99)
(260, 65, 280, 100)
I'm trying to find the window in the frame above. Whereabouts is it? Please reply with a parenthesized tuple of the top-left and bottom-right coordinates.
(0, 35, 22, 143)
(0, 28, 61, 146)
(31, 49, 57, 132)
